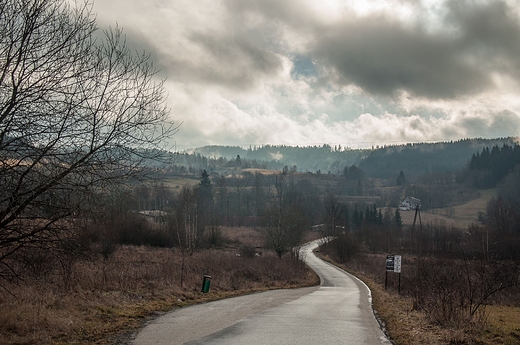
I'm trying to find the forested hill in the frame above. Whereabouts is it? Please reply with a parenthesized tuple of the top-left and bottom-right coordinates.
(359, 138, 518, 179)
(186, 138, 517, 179)
(467, 143, 520, 188)
(190, 144, 369, 173)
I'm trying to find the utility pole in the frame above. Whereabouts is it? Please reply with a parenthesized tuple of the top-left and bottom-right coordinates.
(411, 205, 422, 254)
(226, 194, 230, 227)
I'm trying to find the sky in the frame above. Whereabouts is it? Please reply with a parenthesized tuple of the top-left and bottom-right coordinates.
(92, 0, 520, 150)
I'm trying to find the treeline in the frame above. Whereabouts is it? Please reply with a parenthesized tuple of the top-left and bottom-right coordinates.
(186, 138, 516, 179)
(192, 144, 367, 174)
(466, 143, 520, 188)
(144, 138, 519, 185)
(359, 138, 517, 179)
(79, 170, 403, 260)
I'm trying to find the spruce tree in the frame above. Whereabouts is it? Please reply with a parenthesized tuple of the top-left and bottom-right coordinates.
(394, 208, 403, 230)
(198, 170, 214, 227)
(396, 171, 407, 186)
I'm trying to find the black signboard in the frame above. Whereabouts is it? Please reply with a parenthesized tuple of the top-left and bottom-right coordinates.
(386, 255, 395, 271)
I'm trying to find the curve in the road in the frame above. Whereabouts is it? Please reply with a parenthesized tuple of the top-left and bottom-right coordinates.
(132, 239, 391, 345)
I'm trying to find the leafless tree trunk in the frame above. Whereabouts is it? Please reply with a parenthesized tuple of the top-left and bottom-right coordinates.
(324, 191, 342, 237)
(232, 173, 246, 226)
(264, 171, 308, 258)
(178, 186, 198, 255)
(0, 0, 177, 280)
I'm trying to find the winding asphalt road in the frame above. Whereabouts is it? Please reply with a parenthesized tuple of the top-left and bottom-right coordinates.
(132, 239, 391, 345)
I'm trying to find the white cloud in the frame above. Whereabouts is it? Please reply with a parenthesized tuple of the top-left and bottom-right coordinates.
(91, 0, 520, 149)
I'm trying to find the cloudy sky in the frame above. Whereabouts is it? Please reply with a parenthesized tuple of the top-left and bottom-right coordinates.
(93, 0, 520, 149)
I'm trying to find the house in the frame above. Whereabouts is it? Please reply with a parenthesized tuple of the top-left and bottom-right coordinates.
(399, 196, 421, 211)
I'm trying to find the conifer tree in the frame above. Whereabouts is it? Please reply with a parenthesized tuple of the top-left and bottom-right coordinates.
(395, 208, 403, 230)
(396, 171, 407, 186)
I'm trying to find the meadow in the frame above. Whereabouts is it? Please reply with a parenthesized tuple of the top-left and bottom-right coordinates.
(0, 228, 318, 345)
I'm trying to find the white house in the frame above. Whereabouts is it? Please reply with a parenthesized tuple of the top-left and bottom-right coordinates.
(399, 196, 421, 211)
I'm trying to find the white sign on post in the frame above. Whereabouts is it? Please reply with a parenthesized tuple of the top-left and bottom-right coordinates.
(394, 255, 401, 273)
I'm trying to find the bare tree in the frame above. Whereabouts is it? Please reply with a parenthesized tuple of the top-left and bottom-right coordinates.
(324, 191, 343, 237)
(231, 173, 246, 226)
(264, 171, 308, 258)
(0, 0, 177, 280)
(215, 174, 227, 222)
(171, 185, 199, 255)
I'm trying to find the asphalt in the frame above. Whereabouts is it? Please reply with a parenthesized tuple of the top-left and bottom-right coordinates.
(132, 240, 391, 345)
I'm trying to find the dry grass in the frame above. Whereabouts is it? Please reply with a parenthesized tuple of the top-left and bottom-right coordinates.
(317, 250, 520, 345)
(449, 189, 496, 220)
(162, 177, 200, 189)
(398, 209, 462, 227)
(0, 228, 318, 345)
(481, 305, 520, 345)
(221, 226, 265, 249)
(398, 189, 497, 229)
(241, 168, 279, 175)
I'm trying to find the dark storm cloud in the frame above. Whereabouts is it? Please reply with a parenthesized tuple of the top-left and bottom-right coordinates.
(93, 0, 286, 91)
(183, 30, 283, 88)
(143, 28, 284, 90)
(312, 19, 490, 98)
(305, 0, 520, 99)
(448, 0, 520, 78)
(220, 0, 520, 99)
(90, 0, 520, 148)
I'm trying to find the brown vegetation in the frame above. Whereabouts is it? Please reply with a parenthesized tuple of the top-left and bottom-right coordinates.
(317, 248, 520, 345)
(0, 228, 318, 345)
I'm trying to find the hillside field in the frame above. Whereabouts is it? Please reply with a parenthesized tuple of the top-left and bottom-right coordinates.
(399, 189, 496, 228)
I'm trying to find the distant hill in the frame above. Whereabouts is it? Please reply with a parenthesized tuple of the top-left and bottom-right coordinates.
(187, 138, 517, 179)
(189, 144, 369, 174)
(359, 138, 517, 179)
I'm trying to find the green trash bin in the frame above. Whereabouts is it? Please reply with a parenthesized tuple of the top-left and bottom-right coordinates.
(201, 275, 211, 293)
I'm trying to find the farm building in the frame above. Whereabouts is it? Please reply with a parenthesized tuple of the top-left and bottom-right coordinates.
(399, 196, 421, 211)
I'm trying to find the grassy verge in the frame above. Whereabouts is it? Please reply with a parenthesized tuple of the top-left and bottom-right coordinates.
(316, 250, 520, 345)
(0, 228, 319, 345)
(480, 305, 520, 345)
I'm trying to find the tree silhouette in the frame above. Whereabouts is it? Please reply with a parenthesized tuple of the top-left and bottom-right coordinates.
(0, 0, 177, 280)
(396, 170, 407, 186)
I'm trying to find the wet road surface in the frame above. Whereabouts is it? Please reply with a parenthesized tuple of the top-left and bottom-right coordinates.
(132, 239, 391, 345)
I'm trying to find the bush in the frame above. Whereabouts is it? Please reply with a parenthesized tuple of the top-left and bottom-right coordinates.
(117, 213, 172, 247)
(319, 234, 359, 264)
(409, 257, 518, 327)
(204, 225, 225, 247)
(239, 244, 258, 258)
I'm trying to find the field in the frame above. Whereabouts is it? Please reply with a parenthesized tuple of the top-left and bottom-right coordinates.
(0, 228, 318, 345)
(0, 184, 514, 345)
(162, 176, 200, 189)
(398, 189, 497, 228)
(315, 186, 520, 344)
(318, 251, 520, 345)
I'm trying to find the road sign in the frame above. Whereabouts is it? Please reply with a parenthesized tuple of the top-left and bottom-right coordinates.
(386, 255, 394, 271)
(385, 254, 402, 292)
(394, 255, 401, 273)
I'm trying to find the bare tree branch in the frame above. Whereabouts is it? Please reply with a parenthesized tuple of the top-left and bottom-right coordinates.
(0, 0, 178, 280)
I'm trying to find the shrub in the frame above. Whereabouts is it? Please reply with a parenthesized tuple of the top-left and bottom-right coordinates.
(409, 257, 518, 327)
(319, 234, 359, 264)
